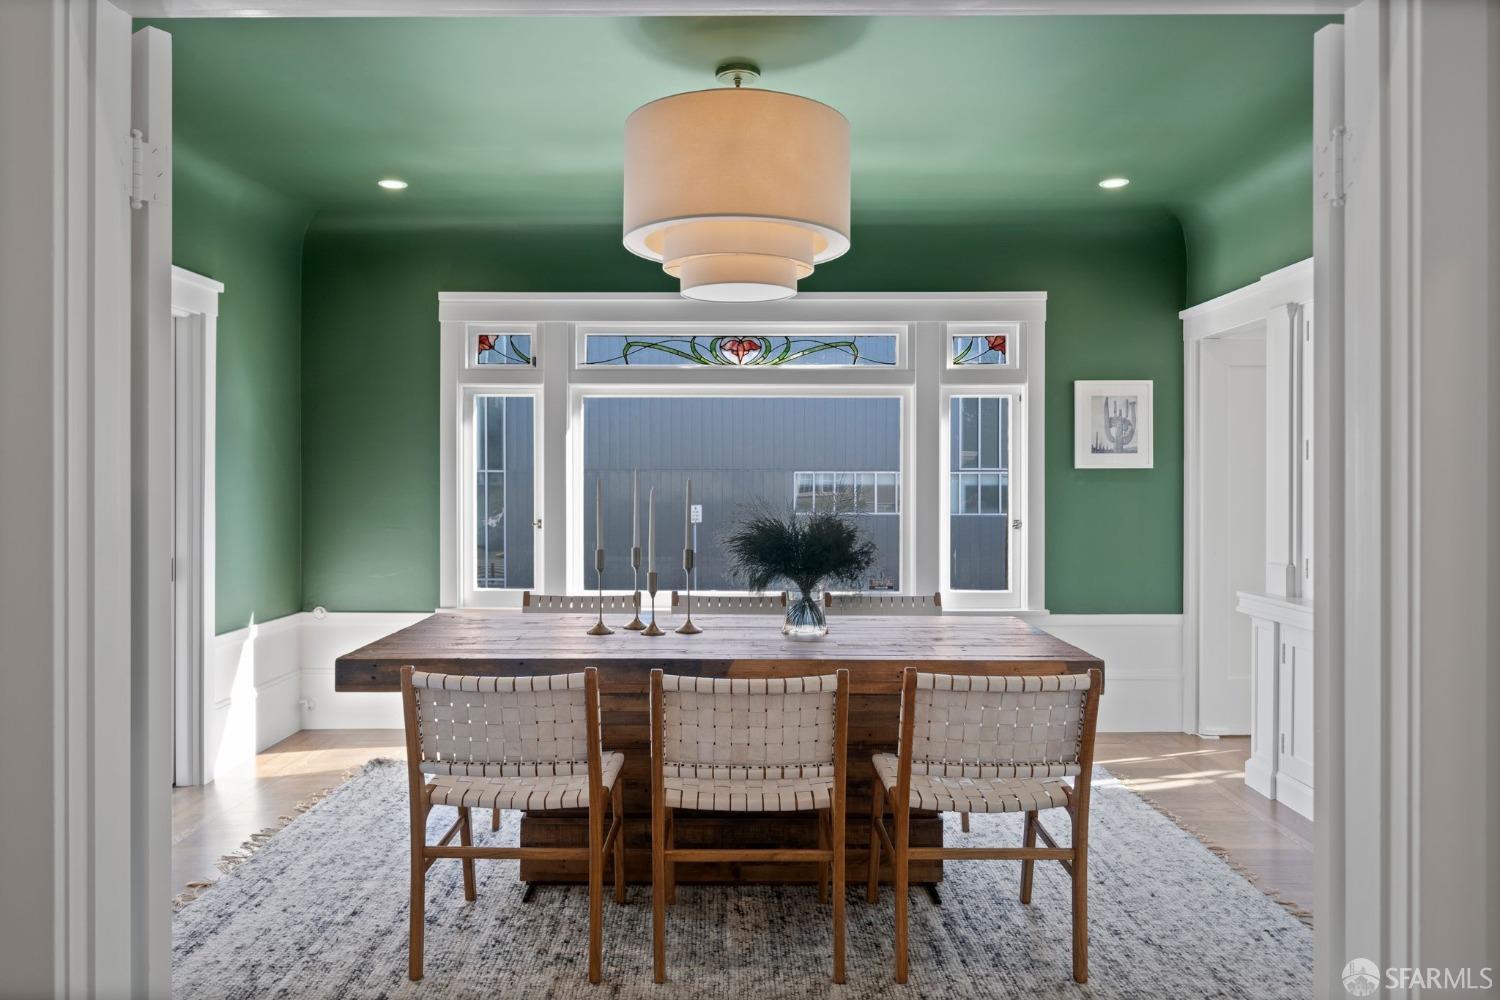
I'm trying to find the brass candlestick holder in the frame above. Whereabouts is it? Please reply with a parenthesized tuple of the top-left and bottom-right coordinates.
(642, 569, 664, 636)
(587, 547, 614, 636)
(624, 545, 645, 630)
(676, 547, 702, 635)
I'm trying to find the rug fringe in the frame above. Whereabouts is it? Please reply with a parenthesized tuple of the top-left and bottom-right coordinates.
(173, 758, 400, 910)
(1115, 778, 1314, 929)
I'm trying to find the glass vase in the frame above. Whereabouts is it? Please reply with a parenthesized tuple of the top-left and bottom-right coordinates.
(782, 590, 828, 640)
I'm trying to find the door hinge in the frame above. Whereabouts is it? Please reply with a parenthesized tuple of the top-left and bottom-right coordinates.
(130, 129, 165, 210)
(1011, 519, 1022, 530)
(1318, 125, 1347, 208)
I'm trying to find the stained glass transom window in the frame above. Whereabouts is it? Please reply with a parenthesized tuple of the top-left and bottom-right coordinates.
(583, 332, 897, 367)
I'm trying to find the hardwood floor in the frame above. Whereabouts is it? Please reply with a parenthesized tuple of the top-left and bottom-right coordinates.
(172, 730, 1314, 917)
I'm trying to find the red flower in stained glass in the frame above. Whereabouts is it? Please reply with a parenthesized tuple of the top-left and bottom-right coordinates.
(720, 337, 762, 363)
(986, 334, 1007, 357)
(477, 334, 498, 356)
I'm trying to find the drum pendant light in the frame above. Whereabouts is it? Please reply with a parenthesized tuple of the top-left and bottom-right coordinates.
(623, 64, 851, 302)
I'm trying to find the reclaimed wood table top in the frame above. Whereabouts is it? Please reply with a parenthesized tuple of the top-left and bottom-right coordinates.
(334, 610, 1103, 693)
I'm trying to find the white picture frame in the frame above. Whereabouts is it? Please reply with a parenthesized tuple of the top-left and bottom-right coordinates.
(1074, 380, 1153, 469)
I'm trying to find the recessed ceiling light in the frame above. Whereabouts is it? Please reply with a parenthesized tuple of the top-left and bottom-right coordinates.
(377, 178, 408, 190)
(1098, 177, 1130, 190)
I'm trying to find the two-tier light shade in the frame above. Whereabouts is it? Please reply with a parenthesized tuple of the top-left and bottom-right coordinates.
(623, 87, 851, 302)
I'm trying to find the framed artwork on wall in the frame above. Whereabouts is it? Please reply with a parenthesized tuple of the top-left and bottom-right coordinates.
(1074, 380, 1153, 469)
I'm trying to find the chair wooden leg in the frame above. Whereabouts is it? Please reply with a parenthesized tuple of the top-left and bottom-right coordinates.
(960, 812, 970, 833)
(867, 779, 883, 903)
(832, 798, 847, 983)
(893, 800, 910, 984)
(1072, 812, 1089, 984)
(611, 780, 627, 904)
(408, 802, 426, 981)
(491, 806, 500, 832)
(1020, 809, 1037, 904)
(652, 790, 667, 983)
(664, 807, 676, 906)
(822, 815, 834, 905)
(588, 798, 604, 985)
(458, 808, 477, 902)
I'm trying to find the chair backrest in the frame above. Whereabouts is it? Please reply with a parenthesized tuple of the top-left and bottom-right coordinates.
(899, 670, 1099, 778)
(688, 593, 787, 614)
(522, 591, 678, 614)
(401, 668, 601, 778)
(651, 672, 846, 779)
(824, 592, 943, 615)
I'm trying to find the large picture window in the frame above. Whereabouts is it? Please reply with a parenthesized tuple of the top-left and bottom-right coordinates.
(440, 296, 1044, 610)
(581, 396, 902, 592)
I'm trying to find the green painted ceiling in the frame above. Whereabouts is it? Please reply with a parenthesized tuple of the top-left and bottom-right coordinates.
(143, 15, 1336, 228)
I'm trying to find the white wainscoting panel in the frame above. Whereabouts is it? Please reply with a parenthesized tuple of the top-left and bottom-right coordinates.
(206, 612, 303, 783)
(1029, 614, 1185, 732)
(291, 610, 1182, 734)
(299, 611, 430, 729)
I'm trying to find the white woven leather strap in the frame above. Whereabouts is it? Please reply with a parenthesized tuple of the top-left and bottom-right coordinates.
(903, 671, 1092, 772)
(410, 670, 594, 769)
(658, 673, 838, 771)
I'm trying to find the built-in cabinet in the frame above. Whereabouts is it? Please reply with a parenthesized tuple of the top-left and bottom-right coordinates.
(1239, 591, 1314, 818)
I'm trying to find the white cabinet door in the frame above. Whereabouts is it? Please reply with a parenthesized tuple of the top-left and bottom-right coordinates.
(1276, 625, 1315, 816)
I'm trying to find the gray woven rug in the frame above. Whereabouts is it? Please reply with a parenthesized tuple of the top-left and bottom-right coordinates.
(173, 760, 1311, 999)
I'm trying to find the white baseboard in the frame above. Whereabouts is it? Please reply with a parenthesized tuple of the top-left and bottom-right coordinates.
(1033, 614, 1185, 732)
(299, 611, 429, 730)
(290, 610, 1184, 735)
(205, 612, 303, 783)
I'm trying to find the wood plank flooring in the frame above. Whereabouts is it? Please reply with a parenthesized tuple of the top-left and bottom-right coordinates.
(172, 729, 1314, 917)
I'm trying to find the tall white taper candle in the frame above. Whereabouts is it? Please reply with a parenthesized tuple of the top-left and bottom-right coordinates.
(648, 487, 656, 573)
(684, 479, 692, 548)
(595, 478, 603, 553)
(632, 470, 639, 549)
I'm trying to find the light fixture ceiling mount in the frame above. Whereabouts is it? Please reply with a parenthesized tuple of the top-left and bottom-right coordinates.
(622, 65, 850, 303)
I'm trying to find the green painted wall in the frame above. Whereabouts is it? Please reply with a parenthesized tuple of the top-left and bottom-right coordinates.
(174, 145, 309, 634)
(301, 214, 1185, 615)
(1180, 141, 1315, 306)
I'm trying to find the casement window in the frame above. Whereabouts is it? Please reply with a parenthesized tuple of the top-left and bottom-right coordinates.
(439, 295, 1046, 611)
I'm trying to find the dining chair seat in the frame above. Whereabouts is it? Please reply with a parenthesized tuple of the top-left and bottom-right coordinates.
(662, 767, 835, 812)
(425, 753, 624, 813)
(872, 754, 1071, 814)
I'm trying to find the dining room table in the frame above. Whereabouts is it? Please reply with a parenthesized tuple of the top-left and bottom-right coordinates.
(335, 609, 1104, 889)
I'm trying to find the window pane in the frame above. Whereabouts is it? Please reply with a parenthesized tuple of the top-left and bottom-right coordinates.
(855, 473, 876, 514)
(979, 473, 1002, 515)
(958, 397, 980, 469)
(475, 396, 534, 589)
(583, 396, 901, 591)
(475, 331, 533, 366)
(583, 332, 897, 367)
(980, 397, 1000, 468)
(876, 473, 898, 514)
(793, 473, 814, 513)
(948, 395, 1011, 591)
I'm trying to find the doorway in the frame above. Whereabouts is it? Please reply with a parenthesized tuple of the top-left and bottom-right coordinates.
(1194, 334, 1267, 735)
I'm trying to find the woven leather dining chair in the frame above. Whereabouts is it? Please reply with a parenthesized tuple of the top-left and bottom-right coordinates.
(400, 666, 626, 984)
(685, 592, 788, 613)
(823, 592, 943, 615)
(650, 669, 850, 984)
(868, 667, 1103, 984)
(521, 590, 680, 614)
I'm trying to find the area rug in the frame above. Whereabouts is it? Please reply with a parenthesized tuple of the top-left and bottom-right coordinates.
(172, 760, 1312, 999)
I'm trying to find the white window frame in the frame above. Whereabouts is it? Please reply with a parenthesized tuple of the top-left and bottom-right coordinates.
(438, 293, 1047, 612)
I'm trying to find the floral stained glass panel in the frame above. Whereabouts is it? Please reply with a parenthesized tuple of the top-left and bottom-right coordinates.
(950, 332, 1009, 366)
(475, 332, 533, 366)
(583, 333, 897, 367)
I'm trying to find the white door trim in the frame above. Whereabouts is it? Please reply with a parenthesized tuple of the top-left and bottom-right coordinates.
(170, 266, 222, 788)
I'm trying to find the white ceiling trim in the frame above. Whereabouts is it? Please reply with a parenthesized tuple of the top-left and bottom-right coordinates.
(122, 1, 1353, 18)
